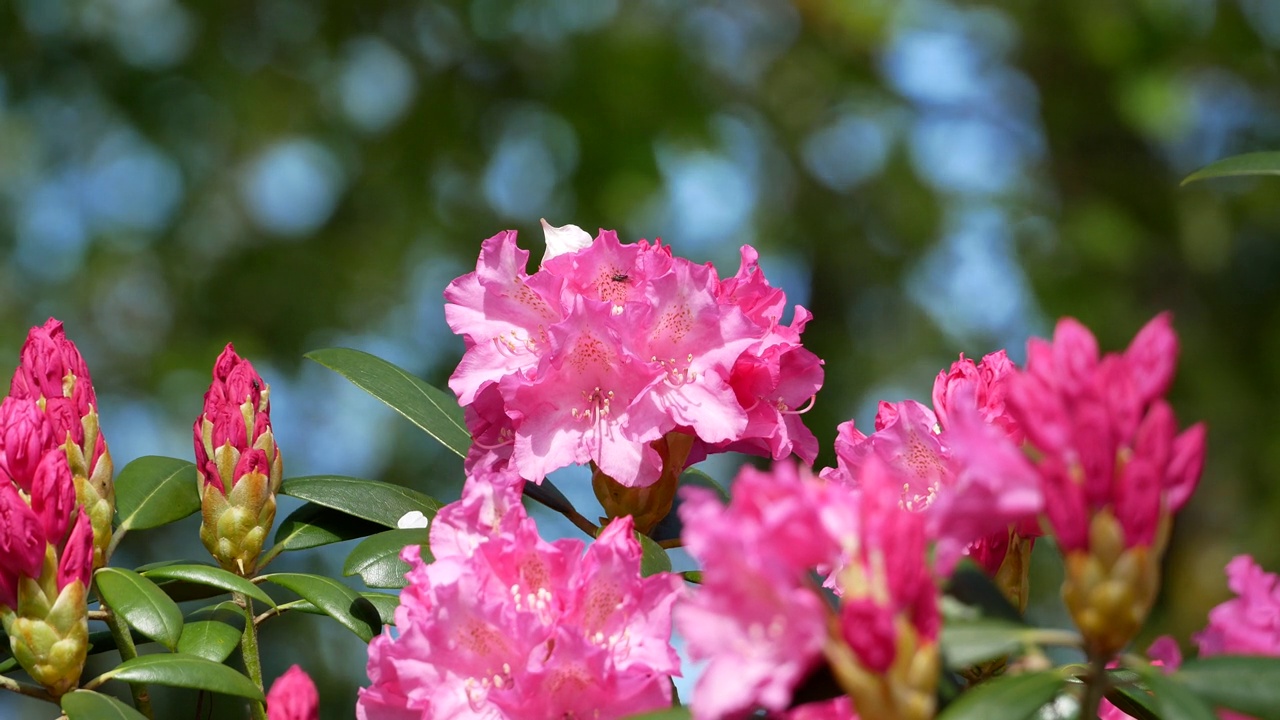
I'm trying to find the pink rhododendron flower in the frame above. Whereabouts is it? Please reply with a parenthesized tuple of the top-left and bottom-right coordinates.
(267, 665, 320, 720)
(933, 350, 1021, 443)
(678, 461, 858, 719)
(1195, 555, 1280, 657)
(444, 225, 823, 488)
(358, 475, 681, 720)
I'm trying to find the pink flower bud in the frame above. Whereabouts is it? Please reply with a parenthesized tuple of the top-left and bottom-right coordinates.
(44, 396, 83, 447)
(840, 597, 898, 673)
(1166, 422, 1206, 512)
(1126, 312, 1178, 405)
(0, 397, 54, 492)
(267, 665, 319, 720)
(57, 509, 93, 592)
(0, 481, 46, 579)
(235, 448, 270, 481)
(30, 450, 76, 546)
(1051, 317, 1100, 395)
(0, 566, 16, 609)
(11, 318, 95, 404)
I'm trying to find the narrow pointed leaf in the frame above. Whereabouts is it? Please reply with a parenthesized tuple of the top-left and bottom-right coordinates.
(95, 568, 185, 651)
(260, 572, 380, 642)
(279, 476, 441, 529)
(1174, 655, 1280, 720)
(1137, 665, 1218, 720)
(272, 502, 385, 551)
(936, 670, 1064, 720)
(305, 347, 470, 456)
(177, 620, 242, 663)
(1182, 151, 1280, 185)
(941, 618, 1028, 669)
(113, 457, 199, 532)
(343, 528, 430, 589)
(141, 564, 275, 608)
(62, 690, 149, 720)
(1106, 681, 1163, 720)
(290, 592, 399, 626)
(103, 653, 263, 700)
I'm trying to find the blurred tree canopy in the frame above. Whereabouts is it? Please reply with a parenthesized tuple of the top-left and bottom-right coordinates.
(2, 0, 1279, 716)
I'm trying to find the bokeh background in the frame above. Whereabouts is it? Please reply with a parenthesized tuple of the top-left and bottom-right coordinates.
(2, 0, 1279, 717)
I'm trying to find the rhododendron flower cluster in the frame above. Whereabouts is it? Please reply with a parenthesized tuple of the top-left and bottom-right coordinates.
(444, 224, 823, 491)
(194, 343, 283, 576)
(678, 457, 938, 720)
(1006, 314, 1206, 656)
(0, 322, 100, 697)
(358, 471, 682, 719)
(267, 665, 320, 720)
(822, 350, 1042, 590)
(9, 318, 114, 570)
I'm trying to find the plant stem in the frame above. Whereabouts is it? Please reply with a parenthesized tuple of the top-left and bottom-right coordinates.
(235, 591, 268, 720)
(0, 674, 54, 703)
(1079, 652, 1111, 720)
(99, 579, 153, 718)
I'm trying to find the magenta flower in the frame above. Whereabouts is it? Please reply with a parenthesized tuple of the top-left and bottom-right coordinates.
(267, 665, 320, 720)
(677, 462, 856, 719)
(358, 475, 681, 720)
(444, 226, 824, 491)
(1195, 555, 1280, 657)
(933, 350, 1022, 443)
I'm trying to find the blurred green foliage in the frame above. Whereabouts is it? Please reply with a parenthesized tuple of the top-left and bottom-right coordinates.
(2, 0, 1280, 716)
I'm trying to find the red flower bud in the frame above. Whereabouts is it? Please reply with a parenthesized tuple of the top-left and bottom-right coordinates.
(0, 481, 46, 579)
(0, 397, 54, 492)
(30, 450, 76, 546)
(266, 665, 319, 720)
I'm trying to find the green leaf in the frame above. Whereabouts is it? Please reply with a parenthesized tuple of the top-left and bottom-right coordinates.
(177, 620, 242, 663)
(680, 468, 729, 502)
(343, 528, 430, 589)
(940, 618, 1028, 670)
(1137, 665, 1218, 720)
(62, 689, 149, 720)
(1182, 151, 1280, 185)
(113, 456, 199, 532)
(1175, 655, 1280, 720)
(279, 476, 441, 529)
(95, 568, 185, 651)
(260, 572, 381, 642)
(936, 670, 1064, 720)
(1106, 680, 1163, 720)
(272, 502, 385, 551)
(141, 563, 275, 608)
(102, 653, 263, 701)
(306, 347, 470, 456)
(291, 592, 399, 626)
(622, 709, 692, 720)
(636, 531, 672, 577)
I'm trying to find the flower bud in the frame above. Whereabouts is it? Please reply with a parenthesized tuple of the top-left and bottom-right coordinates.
(1, 508, 92, 698)
(195, 345, 283, 576)
(30, 450, 77, 547)
(591, 431, 691, 534)
(9, 319, 114, 570)
(267, 665, 320, 720)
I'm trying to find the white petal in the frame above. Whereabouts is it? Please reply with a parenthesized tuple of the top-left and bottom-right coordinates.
(540, 218, 593, 265)
(397, 510, 430, 529)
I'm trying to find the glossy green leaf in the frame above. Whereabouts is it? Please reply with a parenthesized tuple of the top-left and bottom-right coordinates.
(1175, 655, 1280, 720)
(943, 562, 1025, 625)
(113, 456, 199, 532)
(261, 572, 380, 642)
(681, 571, 702, 584)
(679, 468, 729, 502)
(95, 568, 184, 651)
(101, 653, 263, 701)
(343, 528, 430, 589)
(141, 563, 275, 608)
(306, 347, 470, 456)
(940, 618, 1028, 669)
(61, 689, 149, 720)
(1182, 151, 1280, 185)
(1138, 665, 1218, 720)
(936, 670, 1064, 720)
(177, 620, 242, 663)
(636, 531, 672, 577)
(272, 502, 385, 551)
(291, 592, 399, 626)
(279, 476, 441, 529)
